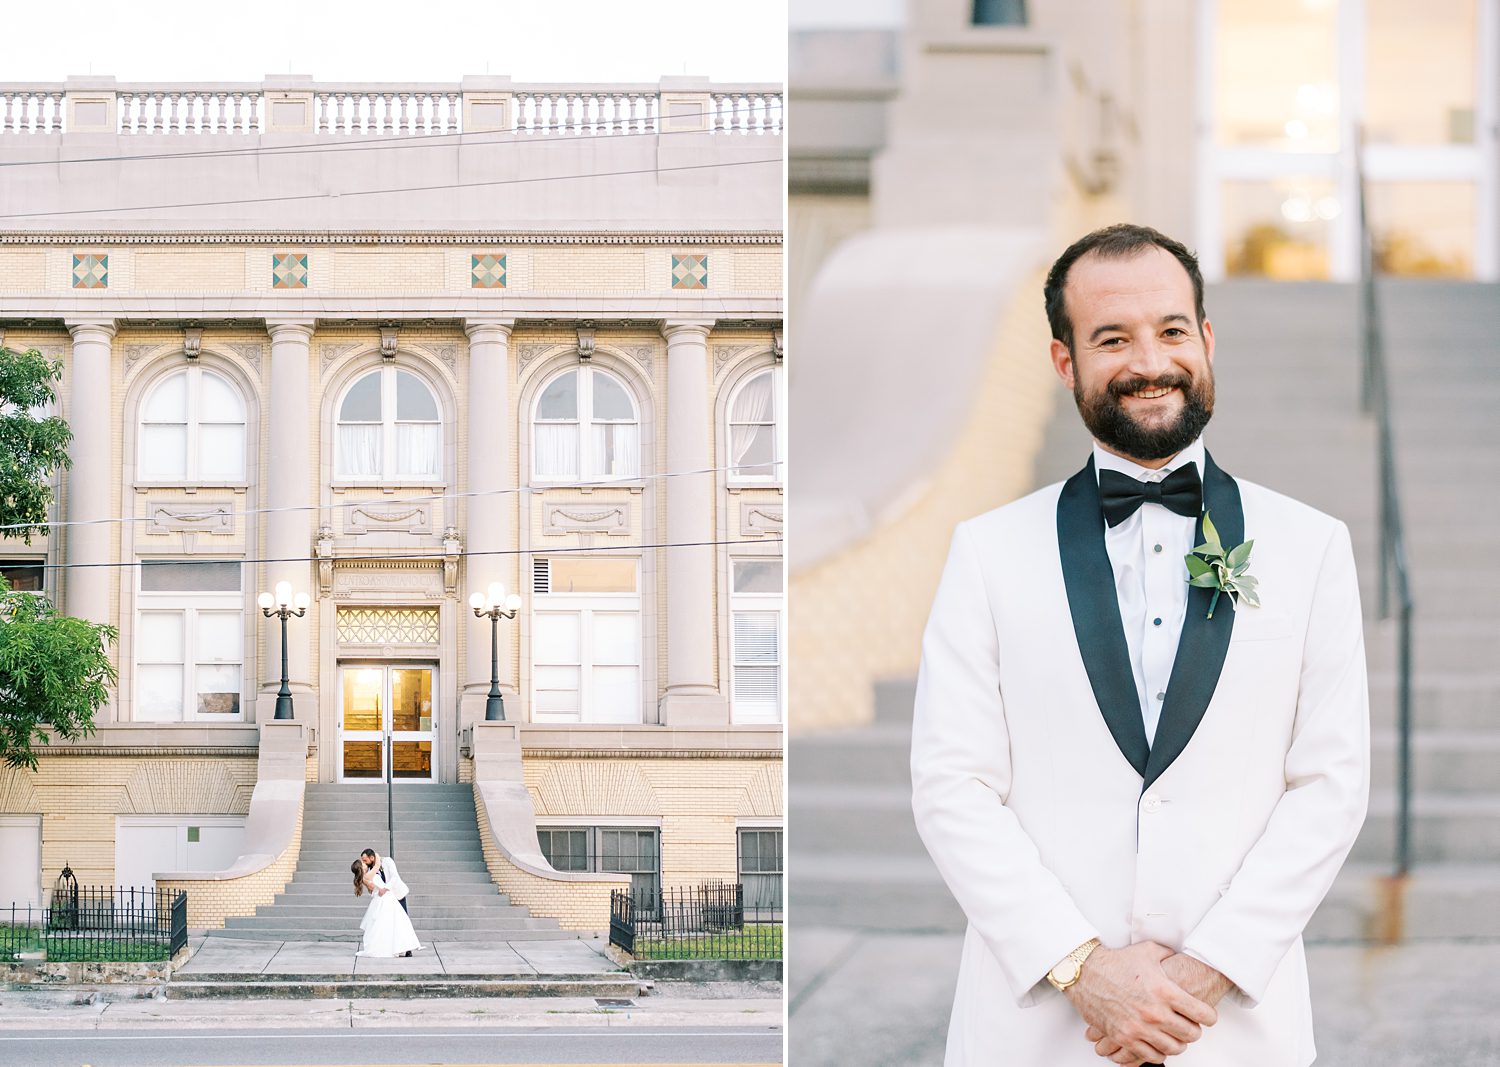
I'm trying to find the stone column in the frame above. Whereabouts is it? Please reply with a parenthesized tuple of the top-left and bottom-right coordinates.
(462, 320, 517, 726)
(260, 322, 316, 720)
(660, 320, 728, 725)
(64, 320, 117, 638)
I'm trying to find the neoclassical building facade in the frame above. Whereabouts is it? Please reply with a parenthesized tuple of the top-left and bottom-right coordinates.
(0, 75, 783, 929)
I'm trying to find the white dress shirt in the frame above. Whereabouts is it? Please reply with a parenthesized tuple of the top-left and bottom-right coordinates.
(1092, 437, 1205, 746)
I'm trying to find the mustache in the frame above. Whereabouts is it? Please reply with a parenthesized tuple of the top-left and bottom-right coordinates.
(1106, 373, 1195, 398)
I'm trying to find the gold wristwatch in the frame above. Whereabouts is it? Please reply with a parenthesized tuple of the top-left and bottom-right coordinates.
(1047, 937, 1101, 992)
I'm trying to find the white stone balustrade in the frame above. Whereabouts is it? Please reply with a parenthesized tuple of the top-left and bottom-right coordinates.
(0, 78, 784, 136)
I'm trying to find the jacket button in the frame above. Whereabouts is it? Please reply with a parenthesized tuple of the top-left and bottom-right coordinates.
(1142, 794, 1162, 814)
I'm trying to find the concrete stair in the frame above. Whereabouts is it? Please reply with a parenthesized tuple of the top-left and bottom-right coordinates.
(790, 280, 1500, 942)
(207, 783, 576, 943)
(166, 973, 645, 1000)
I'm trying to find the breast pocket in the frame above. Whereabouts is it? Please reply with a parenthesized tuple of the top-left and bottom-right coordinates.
(1229, 608, 1299, 643)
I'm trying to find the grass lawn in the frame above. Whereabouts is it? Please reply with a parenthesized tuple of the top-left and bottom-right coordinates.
(632, 923, 783, 961)
(1, 924, 170, 963)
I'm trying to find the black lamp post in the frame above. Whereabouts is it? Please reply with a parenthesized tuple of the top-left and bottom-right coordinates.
(258, 581, 309, 720)
(469, 582, 522, 721)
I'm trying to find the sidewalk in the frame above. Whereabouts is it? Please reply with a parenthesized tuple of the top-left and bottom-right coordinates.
(0, 936, 784, 1032)
(790, 931, 1500, 1066)
(173, 934, 621, 977)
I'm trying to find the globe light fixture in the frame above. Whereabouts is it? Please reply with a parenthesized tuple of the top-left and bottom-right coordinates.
(471, 581, 522, 721)
(260, 583, 310, 720)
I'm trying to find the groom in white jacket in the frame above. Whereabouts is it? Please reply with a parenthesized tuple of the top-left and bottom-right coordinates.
(361, 847, 414, 955)
(912, 224, 1369, 1065)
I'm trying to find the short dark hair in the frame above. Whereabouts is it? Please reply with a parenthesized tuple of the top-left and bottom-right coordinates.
(1044, 223, 1205, 351)
(361, 848, 377, 859)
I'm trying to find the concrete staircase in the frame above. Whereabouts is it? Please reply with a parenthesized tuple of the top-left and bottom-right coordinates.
(207, 783, 576, 944)
(791, 280, 1500, 941)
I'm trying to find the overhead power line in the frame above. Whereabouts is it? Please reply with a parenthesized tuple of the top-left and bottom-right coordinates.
(0, 460, 784, 532)
(0, 158, 784, 221)
(23, 536, 784, 574)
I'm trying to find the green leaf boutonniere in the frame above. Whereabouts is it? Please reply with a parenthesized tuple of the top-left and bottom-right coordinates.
(1184, 511, 1260, 620)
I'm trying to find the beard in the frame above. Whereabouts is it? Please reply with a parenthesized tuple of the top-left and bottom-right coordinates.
(1073, 365, 1214, 462)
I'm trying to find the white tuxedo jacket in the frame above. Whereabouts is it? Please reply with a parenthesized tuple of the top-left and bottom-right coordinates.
(376, 855, 410, 901)
(911, 454, 1369, 1066)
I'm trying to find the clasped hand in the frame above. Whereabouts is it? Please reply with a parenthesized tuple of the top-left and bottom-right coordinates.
(1063, 942, 1230, 1065)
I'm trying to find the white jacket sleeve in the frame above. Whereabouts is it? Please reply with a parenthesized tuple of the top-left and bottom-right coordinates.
(911, 522, 1099, 1006)
(1182, 521, 1371, 1005)
(383, 856, 411, 900)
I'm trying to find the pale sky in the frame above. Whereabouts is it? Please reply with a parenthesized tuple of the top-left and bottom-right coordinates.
(4, 0, 787, 84)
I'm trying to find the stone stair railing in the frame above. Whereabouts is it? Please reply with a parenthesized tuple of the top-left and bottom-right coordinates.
(0, 77, 783, 137)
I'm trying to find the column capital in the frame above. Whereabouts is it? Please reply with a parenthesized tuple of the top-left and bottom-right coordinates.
(267, 322, 316, 343)
(66, 320, 117, 343)
(464, 319, 515, 343)
(660, 319, 717, 343)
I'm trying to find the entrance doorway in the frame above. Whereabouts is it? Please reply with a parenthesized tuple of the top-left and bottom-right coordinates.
(338, 665, 436, 782)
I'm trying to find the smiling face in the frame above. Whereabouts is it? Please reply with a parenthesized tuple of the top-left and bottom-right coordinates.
(1050, 245, 1216, 468)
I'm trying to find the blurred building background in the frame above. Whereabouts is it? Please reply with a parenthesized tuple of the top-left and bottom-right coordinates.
(789, 1, 1500, 1063)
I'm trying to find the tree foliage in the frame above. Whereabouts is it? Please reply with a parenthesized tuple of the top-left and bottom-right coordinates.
(0, 345, 72, 543)
(0, 576, 118, 770)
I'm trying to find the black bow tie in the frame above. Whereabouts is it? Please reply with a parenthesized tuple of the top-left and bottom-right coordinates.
(1098, 463, 1203, 527)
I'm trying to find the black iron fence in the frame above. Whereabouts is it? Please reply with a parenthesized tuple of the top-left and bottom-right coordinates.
(609, 881, 782, 960)
(2, 887, 187, 962)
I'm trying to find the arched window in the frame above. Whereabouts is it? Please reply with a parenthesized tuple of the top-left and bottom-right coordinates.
(138, 368, 246, 482)
(727, 367, 780, 483)
(533, 367, 640, 481)
(336, 367, 442, 481)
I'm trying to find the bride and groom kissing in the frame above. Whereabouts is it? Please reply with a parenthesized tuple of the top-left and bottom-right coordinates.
(350, 847, 421, 958)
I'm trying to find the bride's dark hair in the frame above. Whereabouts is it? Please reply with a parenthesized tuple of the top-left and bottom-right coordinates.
(351, 858, 368, 897)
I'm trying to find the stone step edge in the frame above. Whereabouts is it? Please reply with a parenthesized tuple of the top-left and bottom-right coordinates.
(175, 971, 629, 983)
(163, 978, 644, 1000)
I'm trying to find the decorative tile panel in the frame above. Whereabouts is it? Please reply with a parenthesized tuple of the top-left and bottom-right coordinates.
(271, 252, 308, 289)
(471, 253, 507, 288)
(336, 606, 439, 645)
(72, 253, 108, 289)
(671, 254, 708, 290)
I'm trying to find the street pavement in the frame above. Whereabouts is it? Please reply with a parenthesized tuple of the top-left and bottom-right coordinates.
(789, 931, 1500, 1066)
(0, 1026, 784, 1066)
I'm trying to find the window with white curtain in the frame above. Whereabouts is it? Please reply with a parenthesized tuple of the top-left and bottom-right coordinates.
(134, 560, 244, 722)
(730, 558, 783, 724)
(737, 827, 783, 913)
(727, 366, 781, 484)
(533, 367, 640, 482)
(335, 367, 442, 481)
(532, 557, 641, 723)
(138, 368, 246, 482)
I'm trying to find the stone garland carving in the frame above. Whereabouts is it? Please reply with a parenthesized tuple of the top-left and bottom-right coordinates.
(740, 502, 784, 537)
(544, 502, 630, 535)
(148, 504, 234, 534)
(347, 503, 432, 535)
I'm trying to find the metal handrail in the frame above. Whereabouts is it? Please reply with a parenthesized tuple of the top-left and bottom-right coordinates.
(1353, 126, 1416, 877)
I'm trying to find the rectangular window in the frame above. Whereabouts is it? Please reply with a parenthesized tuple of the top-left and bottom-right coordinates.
(0, 559, 45, 593)
(135, 561, 244, 722)
(536, 825, 660, 909)
(533, 558, 640, 724)
(730, 558, 784, 724)
(737, 828, 783, 914)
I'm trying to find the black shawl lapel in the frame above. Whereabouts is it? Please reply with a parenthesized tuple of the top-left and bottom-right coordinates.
(1142, 451, 1243, 790)
(1057, 457, 1150, 778)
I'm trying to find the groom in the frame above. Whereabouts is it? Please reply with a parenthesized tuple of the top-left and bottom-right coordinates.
(911, 224, 1369, 1066)
(360, 847, 414, 956)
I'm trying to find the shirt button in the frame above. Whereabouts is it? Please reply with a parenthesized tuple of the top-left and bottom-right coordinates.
(1155, 691, 1165, 701)
(1153, 617, 1162, 627)
(1153, 543, 1163, 553)
(1142, 794, 1162, 814)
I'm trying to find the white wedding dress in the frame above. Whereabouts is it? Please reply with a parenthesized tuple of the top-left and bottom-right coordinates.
(355, 883, 421, 958)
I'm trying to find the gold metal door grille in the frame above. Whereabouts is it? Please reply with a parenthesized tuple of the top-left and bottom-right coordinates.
(336, 607, 440, 645)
